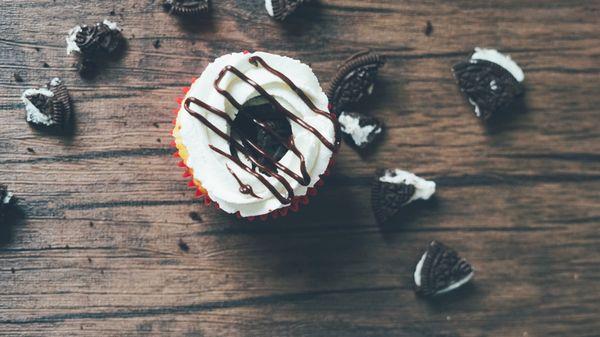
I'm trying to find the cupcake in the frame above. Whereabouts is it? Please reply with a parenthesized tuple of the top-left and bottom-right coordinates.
(172, 51, 340, 219)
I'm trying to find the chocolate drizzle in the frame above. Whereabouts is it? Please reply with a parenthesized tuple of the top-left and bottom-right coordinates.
(226, 165, 262, 199)
(183, 56, 339, 204)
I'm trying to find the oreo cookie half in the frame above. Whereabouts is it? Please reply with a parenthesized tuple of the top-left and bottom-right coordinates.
(21, 78, 72, 130)
(338, 111, 383, 149)
(163, 0, 209, 15)
(371, 169, 435, 224)
(265, 0, 308, 21)
(230, 97, 292, 175)
(67, 20, 123, 56)
(452, 48, 524, 120)
(0, 185, 17, 226)
(327, 51, 386, 115)
(414, 241, 474, 298)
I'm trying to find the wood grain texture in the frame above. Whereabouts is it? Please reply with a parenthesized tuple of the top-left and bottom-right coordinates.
(0, 0, 599, 336)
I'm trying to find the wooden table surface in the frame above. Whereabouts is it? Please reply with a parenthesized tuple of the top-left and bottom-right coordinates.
(1, 1, 599, 336)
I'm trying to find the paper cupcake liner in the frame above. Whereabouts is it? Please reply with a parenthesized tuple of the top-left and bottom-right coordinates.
(171, 75, 338, 221)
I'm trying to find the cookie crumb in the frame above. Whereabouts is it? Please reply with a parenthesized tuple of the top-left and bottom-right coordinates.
(424, 21, 433, 36)
(189, 211, 202, 222)
(178, 239, 190, 252)
(13, 73, 24, 82)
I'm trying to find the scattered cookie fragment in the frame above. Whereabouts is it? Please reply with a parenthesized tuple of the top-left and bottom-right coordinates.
(0, 185, 17, 226)
(13, 73, 23, 83)
(452, 48, 524, 120)
(424, 21, 433, 36)
(163, 0, 209, 15)
(327, 51, 386, 115)
(265, 0, 308, 20)
(371, 169, 435, 224)
(66, 20, 125, 77)
(414, 241, 474, 298)
(21, 78, 72, 130)
(178, 239, 190, 252)
(338, 111, 383, 149)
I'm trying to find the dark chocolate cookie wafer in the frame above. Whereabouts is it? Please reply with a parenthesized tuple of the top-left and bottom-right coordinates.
(163, 0, 209, 15)
(327, 51, 386, 115)
(371, 169, 436, 224)
(266, 0, 308, 21)
(453, 60, 523, 119)
(414, 241, 474, 298)
(21, 78, 72, 130)
(452, 48, 524, 120)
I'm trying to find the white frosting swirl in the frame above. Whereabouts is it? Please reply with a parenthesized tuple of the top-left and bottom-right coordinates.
(176, 52, 336, 217)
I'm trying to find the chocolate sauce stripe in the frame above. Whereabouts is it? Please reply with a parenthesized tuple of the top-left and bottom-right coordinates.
(185, 97, 307, 187)
(249, 56, 341, 150)
(226, 164, 263, 199)
(210, 145, 292, 204)
(216, 64, 336, 151)
(184, 98, 294, 204)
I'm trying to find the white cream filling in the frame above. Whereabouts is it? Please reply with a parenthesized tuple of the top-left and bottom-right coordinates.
(2, 192, 13, 205)
(178, 51, 335, 217)
(437, 270, 474, 295)
(102, 19, 121, 31)
(21, 87, 54, 126)
(66, 20, 121, 55)
(414, 251, 427, 286)
(338, 112, 381, 146)
(265, 0, 275, 16)
(379, 169, 435, 204)
(413, 251, 474, 295)
(471, 47, 524, 82)
(66, 25, 82, 55)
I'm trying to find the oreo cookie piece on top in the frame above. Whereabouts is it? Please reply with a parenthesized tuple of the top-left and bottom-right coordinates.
(327, 51, 386, 115)
(414, 241, 474, 298)
(21, 78, 72, 129)
(371, 169, 435, 224)
(230, 97, 292, 175)
(452, 48, 524, 120)
(265, 0, 308, 21)
(163, 0, 209, 15)
(338, 111, 383, 149)
(66, 20, 123, 56)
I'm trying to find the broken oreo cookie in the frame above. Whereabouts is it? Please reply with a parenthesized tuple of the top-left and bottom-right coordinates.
(265, 0, 308, 21)
(338, 111, 383, 149)
(414, 241, 474, 298)
(230, 97, 292, 174)
(371, 169, 435, 224)
(163, 0, 209, 15)
(67, 20, 123, 56)
(0, 185, 17, 226)
(21, 78, 72, 130)
(452, 48, 524, 120)
(66, 20, 124, 77)
(327, 51, 386, 115)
